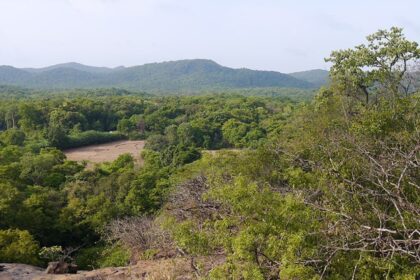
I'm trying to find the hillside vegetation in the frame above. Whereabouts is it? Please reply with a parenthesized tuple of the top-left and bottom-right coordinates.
(0, 27, 419, 279)
(289, 69, 329, 87)
(0, 59, 320, 92)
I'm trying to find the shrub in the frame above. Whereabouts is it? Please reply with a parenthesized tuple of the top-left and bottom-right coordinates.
(0, 229, 40, 265)
(39, 245, 65, 262)
(75, 246, 103, 270)
(62, 130, 125, 149)
(97, 245, 130, 267)
(76, 245, 129, 269)
(105, 217, 173, 258)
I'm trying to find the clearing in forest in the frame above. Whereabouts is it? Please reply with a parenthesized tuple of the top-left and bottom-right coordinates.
(64, 140, 146, 167)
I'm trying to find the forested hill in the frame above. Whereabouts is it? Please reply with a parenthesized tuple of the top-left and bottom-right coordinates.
(288, 69, 329, 87)
(0, 59, 321, 92)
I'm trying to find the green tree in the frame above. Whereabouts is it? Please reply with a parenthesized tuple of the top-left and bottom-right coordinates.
(0, 128, 26, 146)
(117, 118, 132, 134)
(19, 149, 65, 185)
(326, 27, 420, 103)
(222, 119, 250, 147)
(0, 181, 21, 227)
(46, 125, 68, 147)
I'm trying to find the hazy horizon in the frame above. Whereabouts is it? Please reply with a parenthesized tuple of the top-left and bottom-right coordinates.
(1, 0, 419, 72)
(1, 59, 329, 74)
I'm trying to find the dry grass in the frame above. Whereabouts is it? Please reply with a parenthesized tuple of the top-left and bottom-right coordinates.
(105, 216, 174, 258)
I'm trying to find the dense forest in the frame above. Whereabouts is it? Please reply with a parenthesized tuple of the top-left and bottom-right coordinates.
(0, 59, 320, 92)
(0, 27, 419, 279)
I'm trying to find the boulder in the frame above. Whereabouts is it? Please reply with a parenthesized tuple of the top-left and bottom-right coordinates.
(45, 261, 78, 274)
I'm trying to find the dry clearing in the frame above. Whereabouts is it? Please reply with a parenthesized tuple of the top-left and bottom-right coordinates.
(64, 140, 146, 167)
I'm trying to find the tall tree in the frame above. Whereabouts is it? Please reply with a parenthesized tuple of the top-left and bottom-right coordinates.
(326, 27, 420, 104)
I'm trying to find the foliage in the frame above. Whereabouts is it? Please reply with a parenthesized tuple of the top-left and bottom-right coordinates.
(0, 128, 26, 146)
(0, 93, 287, 268)
(39, 246, 65, 262)
(160, 27, 420, 279)
(64, 130, 125, 149)
(75, 244, 130, 269)
(97, 245, 131, 268)
(0, 59, 315, 92)
(0, 229, 40, 265)
(326, 27, 420, 103)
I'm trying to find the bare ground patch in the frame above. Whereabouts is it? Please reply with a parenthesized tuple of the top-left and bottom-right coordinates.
(64, 140, 146, 167)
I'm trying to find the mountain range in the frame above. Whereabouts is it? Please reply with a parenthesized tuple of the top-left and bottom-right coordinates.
(0, 59, 329, 92)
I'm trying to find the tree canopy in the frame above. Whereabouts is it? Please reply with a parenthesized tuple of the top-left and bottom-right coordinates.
(326, 27, 420, 103)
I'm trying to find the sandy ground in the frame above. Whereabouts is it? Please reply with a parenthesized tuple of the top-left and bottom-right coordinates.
(64, 140, 146, 167)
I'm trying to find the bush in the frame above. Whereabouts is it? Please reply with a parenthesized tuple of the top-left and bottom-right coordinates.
(0, 229, 40, 265)
(39, 245, 65, 262)
(160, 144, 201, 167)
(75, 246, 103, 270)
(62, 130, 125, 149)
(76, 245, 130, 270)
(105, 217, 173, 258)
(98, 245, 131, 268)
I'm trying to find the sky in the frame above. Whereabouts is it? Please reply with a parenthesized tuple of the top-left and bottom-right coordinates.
(0, 0, 419, 73)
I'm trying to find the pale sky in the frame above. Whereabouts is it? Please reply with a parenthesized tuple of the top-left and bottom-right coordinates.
(0, 0, 419, 72)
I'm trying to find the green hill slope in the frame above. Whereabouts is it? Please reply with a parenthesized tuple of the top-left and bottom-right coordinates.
(0, 59, 315, 92)
(288, 69, 329, 87)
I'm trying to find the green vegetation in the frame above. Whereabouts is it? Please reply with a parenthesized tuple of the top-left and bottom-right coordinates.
(0, 84, 316, 102)
(0, 90, 294, 266)
(0, 59, 318, 92)
(0, 27, 419, 279)
(288, 69, 329, 87)
(63, 131, 124, 149)
(0, 229, 40, 265)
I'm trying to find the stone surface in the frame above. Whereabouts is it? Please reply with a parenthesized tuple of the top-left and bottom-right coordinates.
(1, 256, 224, 279)
(45, 262, 78, 274)
(0, 263, 44, 280)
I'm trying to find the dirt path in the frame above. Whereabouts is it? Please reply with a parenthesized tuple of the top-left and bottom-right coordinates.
(64, 140, 146, 167)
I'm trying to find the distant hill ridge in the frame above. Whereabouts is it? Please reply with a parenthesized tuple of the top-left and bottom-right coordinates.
(289, 69, 330, 88)
(0, 59, 328, 92)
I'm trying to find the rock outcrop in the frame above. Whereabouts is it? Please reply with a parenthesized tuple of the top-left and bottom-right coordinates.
(45, 262, 78, 274)
(1, 256, 223, 279)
